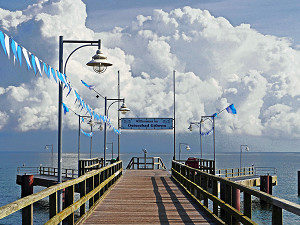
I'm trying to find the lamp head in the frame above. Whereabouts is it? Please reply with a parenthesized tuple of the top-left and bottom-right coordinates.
(186, 145, 191, 151)
(188, 124, 193, 131)
(86, 49, 112, 74)
(119, 102, 130, 115)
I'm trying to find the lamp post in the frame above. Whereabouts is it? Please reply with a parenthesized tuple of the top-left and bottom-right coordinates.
(179, 143, 190, 162)
(104, 98, 129, 165)
(240, 145, 249, 169)
(189, 116, 216, 161)
(188, 120, 203, 158)
(57, 36, 112, 215)
(107, 142, 114, 159)
(86, 119, 102, 158)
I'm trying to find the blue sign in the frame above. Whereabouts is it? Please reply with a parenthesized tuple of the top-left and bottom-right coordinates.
(121, 118, 173, 130)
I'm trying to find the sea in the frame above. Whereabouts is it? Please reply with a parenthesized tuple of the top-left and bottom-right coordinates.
(0, 151, 299, 225)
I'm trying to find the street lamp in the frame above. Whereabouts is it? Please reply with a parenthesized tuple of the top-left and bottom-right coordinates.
(240, 145, 249, 169)
(188, 120, 203, 158)
(87, 119, 102, 158)
(104, 97, 130, 165)
(58, 36, 112, 215)
(179, 143, 190, 162)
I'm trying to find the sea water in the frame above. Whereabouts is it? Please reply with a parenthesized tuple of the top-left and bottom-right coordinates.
(0, 151, 299, 224)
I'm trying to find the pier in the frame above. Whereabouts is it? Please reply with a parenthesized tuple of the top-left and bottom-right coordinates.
(0, 156, 299, 224)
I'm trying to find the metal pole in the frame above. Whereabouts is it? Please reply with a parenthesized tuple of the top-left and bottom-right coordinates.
(104, 97, 107, 166)
(213, 116, 216, 162)
(78, 115, 81, 173)
(117, 70, 120, 161)
(57, 35, 63, 216)
(112, 142, 114, 159)
(90, 123, 93, 158)
(240, 145, 242, 169)
(200, 121, 202, 159)
(173, 70, 176, 160)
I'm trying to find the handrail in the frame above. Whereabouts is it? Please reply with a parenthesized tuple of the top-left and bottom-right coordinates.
(126, 157, 167, 170)
(0, 161, 123, 224)
(216, 166, 254, 178)
(17, 166, 78, 178)
(172, 160, 300, 224)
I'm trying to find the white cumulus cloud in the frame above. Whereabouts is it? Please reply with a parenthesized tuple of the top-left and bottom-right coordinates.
(0, 1, 299, 139)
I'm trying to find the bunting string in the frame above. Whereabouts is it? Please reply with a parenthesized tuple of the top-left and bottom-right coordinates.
(0, 29, 121, 135)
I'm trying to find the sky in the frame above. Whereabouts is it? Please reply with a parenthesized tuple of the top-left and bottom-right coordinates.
(0, 0, 299, 155)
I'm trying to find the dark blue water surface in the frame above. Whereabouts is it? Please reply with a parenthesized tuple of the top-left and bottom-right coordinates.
(0, 151, 299, 224)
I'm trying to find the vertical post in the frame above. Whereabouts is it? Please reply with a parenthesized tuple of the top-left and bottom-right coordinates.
(80, 180, 86, 216)
(240, 145, 242, 169)
(64, 185, 74, 224)
(173, 70, 176, 160)
(49, 192, 57, 219)
(272, 205, 282, 225)
(117, 70, 120, 161)
(21, 175, 34, 225)
(58, 35, 63, 216)
(112, 142, 114, 159)
(200, 121, 202, 158)
(104, 97, 107, 165)
(78, 115, 81, 174)
(232, 187, 240, 225)
(212, 180, 218, 215)
(90, 123, 93, 158)
(244, 192, 252, 219)
(213, 116, 216, 162)
(298, 171, 300, 196)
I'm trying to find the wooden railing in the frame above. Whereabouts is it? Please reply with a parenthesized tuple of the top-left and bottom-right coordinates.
(17, 166, 77, 178)
(1, 161, 123, 225)
(79, 158, 104, 176)
(216, 166, 254, 178)
(126, 157, 167, 170)
(172, 160, 300, 225)
(176, 158, 215, 175)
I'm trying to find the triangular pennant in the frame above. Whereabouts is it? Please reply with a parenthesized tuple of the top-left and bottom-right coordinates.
(43, 63, 51, 79)
(17, 45, 22, 66)
(34, 56, 42, 77)
(22, 47, 31, 70)
(0, 30, 7, 55)
(31, 54, 37, 75)
(50, 67, 57, 83)
(4, 34, 10, 59)
(11, 39, 18, 63)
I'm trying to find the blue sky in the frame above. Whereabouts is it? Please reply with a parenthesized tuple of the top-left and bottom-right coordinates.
(0, 0, 299, 155)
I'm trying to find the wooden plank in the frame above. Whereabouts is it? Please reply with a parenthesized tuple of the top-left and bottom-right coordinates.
(81, 170, 217, 225)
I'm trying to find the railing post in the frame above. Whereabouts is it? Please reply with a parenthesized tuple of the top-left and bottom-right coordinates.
(94, 172, 100, 202)
(89, 175, 95, 208)
(272, 205, 282, 225)
(49, 192, 57, 220)
(202, 175, 208, 207)
(63, 185, 74, 225)
(232, 187, 240, 225)
(21, 175, 34, 225)
(80, 180, 86, 216)
(225, 184, 232, 224)
(220, 182, 226, 220)
(212, 179, 218, 216)
(244, 192, 252, 219)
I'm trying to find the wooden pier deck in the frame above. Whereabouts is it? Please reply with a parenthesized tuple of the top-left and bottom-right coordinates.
(80, 170, 217, 224)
